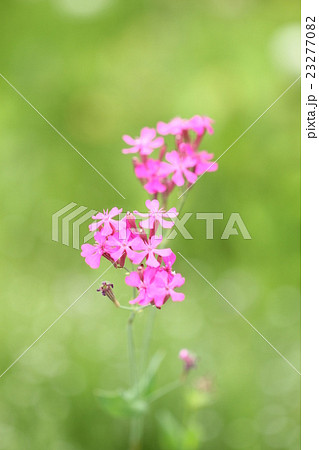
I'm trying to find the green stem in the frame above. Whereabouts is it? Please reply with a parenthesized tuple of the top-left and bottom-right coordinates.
(127, 311, 143, 450)
(126, 192, 189, 449)
(127, 311, 137, 386)
(140, 306, 156, 372)
(129, 417, 141, 450)
(177, 189, 189, 215)
(119, 305, 137, 311)
(161, 190, 190, 247)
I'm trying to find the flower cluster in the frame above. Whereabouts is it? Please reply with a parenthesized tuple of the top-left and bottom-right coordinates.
(81, 200, 185, 308)
(122, 115, 218, 199)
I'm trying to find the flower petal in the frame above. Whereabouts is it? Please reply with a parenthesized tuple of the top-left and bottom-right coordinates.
(125, 272, 141, 288)
(122, 134, 136, 145)
(170, 291, 185, 302)
(140, 127, 156, 140)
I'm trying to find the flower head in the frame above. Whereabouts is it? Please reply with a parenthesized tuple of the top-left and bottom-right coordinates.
(134, 199, 178, 230)
(124, 115, 217, 197)
(89, 207, 122, 236)
(126, 267, 157, 305)
(130, 235, 172, 267)
(106, 231, 141, 268)
(81, 232, 111, 269)
(187, 115, 214, 135)
(157, 115, 214, 137)
(165, 151, 197, 186)
(194, 151, 218, 175)
(180, 143, 218, 176)
(149, 270, 185, 307)
(122, 127, 164, 156)
(157, 118, 188, 136)
(179, 349, 197, 372)
(134, 159, 172, 194)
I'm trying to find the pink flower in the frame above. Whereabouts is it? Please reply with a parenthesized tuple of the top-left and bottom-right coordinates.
(162, 252, 176, 272)
(122, 127, 164, 156)
(107, 231, 141, 266)
(180, 143, 218, 175)
(134, 199, 178, 229)
(81, 232, 110, 269)
(130, 235, 172, 267)
(179, 349, 197, 371)
(194, 151, 218, 175)
(135, 159, 172, 194)
(89, 207, 123, 236)
(165, 151, 197, 186)
(188, 115, 214, 135)
(157, 118, 188, 136)
(149, 270, 185, 307)
(126, 268, 157, 305)
(157, 116, 214, 137)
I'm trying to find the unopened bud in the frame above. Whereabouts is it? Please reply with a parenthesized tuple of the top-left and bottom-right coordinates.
(179, 349, 197, 373)
(125, 212, 137, 229)
(97, 282, 120, 308)
(137, 264, 145, 280)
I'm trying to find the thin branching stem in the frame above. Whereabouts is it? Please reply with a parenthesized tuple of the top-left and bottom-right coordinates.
(140, 306, 157, 372)
(127, 311, 137, 386)
(148, 379, 182, 403)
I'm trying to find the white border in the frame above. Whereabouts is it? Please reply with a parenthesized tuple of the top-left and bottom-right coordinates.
(301, 0, 319, 448)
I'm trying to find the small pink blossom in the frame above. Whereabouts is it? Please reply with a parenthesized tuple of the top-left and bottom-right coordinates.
(179, 349, 197, 371)
(194, 151, 218, 175)
(89, 207, 123, 236)
(157, 118, 188, 136)
(81, 232, 110, 269)
(122, 127, 164, 156)
(130, 235, 172, 267)
(107, 231, 141, 266)
(149, 270, 185, 307)
(126, 267, 157, 305)
(157, 115, 214, 137)
(135, 159, 172, 194)
(187, 115, 214, 135)
(165, 151, 197, 186)
(162, 252, 176, 272)
(180, 143, 218, 175)
(134, 199, 178, 229)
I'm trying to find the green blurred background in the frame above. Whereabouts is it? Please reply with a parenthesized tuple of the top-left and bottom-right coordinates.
(0, 0, 300, 448)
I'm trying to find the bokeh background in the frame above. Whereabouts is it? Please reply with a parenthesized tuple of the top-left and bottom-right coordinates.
(0, 0, 300, 449)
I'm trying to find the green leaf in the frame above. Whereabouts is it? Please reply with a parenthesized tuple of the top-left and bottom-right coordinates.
(157, 410, 183, 450)
(157, 411, 202, 450)
(137, 351, 165, 397)
(95, 352, 165, 419)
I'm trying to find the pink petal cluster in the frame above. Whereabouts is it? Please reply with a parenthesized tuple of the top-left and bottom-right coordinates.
(179, 349, 197, 372)
(122, 127, 164, 156)
(81, 200, 185, 308)
(122, 116, 218, 198)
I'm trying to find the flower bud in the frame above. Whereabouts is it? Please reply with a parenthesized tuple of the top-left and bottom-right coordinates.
(97, 282, 120, 308)
(137, 264, 145, 280)
(125, 212, 137, 229)
(179, 349, 197, 372)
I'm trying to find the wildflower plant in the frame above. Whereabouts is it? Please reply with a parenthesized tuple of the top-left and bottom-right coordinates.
(81, 116, 218, 449)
